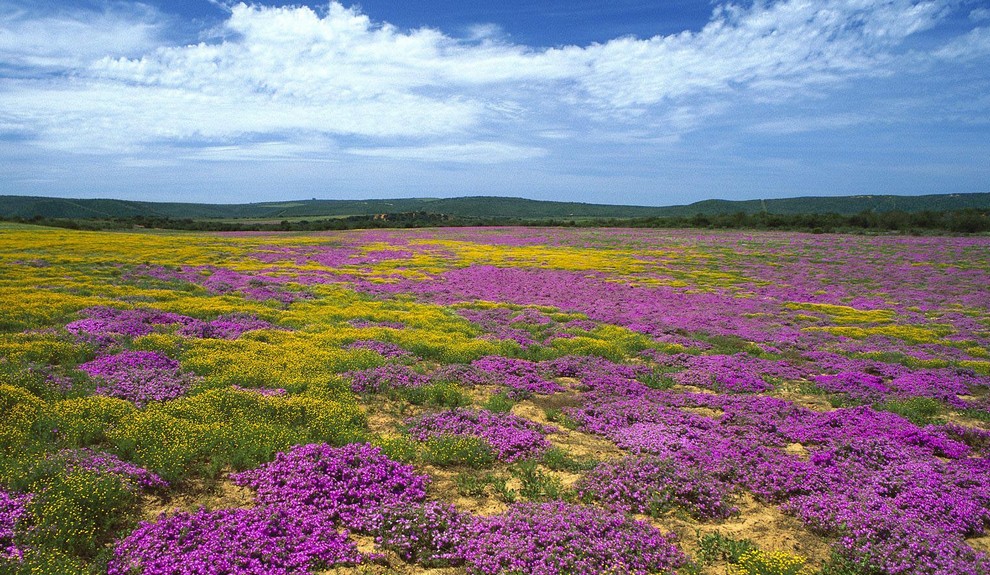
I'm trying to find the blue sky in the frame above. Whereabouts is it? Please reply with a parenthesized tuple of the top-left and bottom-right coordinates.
(1, 0, 988, 206)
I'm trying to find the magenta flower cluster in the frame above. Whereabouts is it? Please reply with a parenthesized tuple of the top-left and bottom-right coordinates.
(108, 506, 369, 575)
(367, 501, 472, 567)
(66, 306, 191, 344)
(457, 307, 569, 348)
(576, 455, 737, 520)
(176, 313, 277, 339)
(661, 353, 805, 393)
(78, 350, 195, 406)
(568, 388, 990, 573)
(460, 502, 686, 575)
(428, 363, 495, 387)
(407, 408, 556, 462)
(345, 364, 429, 394)
(0, 489, 31, 562)
(66, 306, 276, 345)
(56, 448, 167, 490)
(345, 339, 412, 359)
(471, 356, 563, 398)
(230, 443, 430, 531)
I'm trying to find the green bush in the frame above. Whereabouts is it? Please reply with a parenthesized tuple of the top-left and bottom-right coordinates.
(510, 459, 570, 502)
(540, 447, 597, 472)
(873, 397, 945, 426)
(28, 470, 136, 558)
(481, 392, 515, 413)
(697, 531, 758, 564)
(396, 381, 471, 409)
(422, 435, 495, 468)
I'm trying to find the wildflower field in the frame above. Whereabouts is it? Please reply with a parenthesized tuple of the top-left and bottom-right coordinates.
(2, 222, 990, 575)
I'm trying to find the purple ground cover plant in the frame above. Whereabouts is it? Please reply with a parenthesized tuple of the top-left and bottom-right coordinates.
(368, 501, 471, 567)
(66, 306, 277, 344)
(108, 506, 370, 575)
(576, 455, 737, 520)
(345, 364, 429, 393)
(230, 443, 430, 531)
(407, 408, 556, 462)
(176, 313, 278, 339)
(428, 363, 495, 387)
(666, 353, 805, 393)
(78, 350, 195, 406)
(568, 387, 990, 574)
(56, 448, 167, 490)
(460, 501, 686, 575)
(346, 339, 412, 359)
(0, 489, 32, 562)
(471, 356, 562, 398)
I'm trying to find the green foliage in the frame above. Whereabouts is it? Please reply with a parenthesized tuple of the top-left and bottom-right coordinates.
(35, 396, 135, 447)
(28, 470, 137, 558)
(0, 384, 43, 451)
(510, 460, 570, 502)
(481, 392, 515, 413)
(395, 381, 470, 409)
(873, 397, 945, 426)
(373, 434, 420, 463)
(107, 388, 366, 482)
(453, 471, 497, 497)
(697, 531, 759, 565)
(539, 447, 597, 472)
(543, 407, 578, 430)
(639, 368, 679, 390)
(422, 435, 495, 468)
(9, 547, 92, 575)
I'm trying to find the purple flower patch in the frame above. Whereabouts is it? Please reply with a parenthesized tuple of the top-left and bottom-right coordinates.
(108, 506, 370, 575)
(78, 351, 195, 406)
(407, 409, 556, 462)
(230, 443, 430, 531)
(461, 502, 686, 575)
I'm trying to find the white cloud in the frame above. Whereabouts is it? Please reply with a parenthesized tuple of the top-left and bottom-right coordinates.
(346, 142, 548, 163)
(750, 113, 874, 135)
(0, 0, 981, 165)
(0, 3, 163, 68)
(936, 26, 990, 61)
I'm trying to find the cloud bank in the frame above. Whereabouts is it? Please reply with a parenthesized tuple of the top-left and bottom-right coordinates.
(0, 0, 988, 202)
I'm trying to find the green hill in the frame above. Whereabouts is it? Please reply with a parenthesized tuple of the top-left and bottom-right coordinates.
(1, 192, 988, 221)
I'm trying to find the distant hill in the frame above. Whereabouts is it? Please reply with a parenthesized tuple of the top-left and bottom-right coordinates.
(1, 192, 988, 221)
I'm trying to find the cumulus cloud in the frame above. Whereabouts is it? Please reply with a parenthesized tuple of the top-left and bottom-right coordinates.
(0, 0, 984, 165)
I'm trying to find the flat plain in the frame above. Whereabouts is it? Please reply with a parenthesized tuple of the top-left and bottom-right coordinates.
(2, 223, 989, 575)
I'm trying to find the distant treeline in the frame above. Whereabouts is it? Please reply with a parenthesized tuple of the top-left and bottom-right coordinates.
(5, 208, 989, 234)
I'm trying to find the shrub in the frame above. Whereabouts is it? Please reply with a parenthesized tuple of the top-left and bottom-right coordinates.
(481, 392, 515, 413)
(697, 531, 759, 564)
(422, 436, 496, 468)
(729, 550, 810, 575)
(28, 470, 136, 558)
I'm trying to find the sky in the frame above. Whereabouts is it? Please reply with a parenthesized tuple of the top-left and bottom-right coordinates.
(0, 0, 988, 206)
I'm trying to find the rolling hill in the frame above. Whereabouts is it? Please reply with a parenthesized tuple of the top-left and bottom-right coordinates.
(1, 193, 988, 221)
